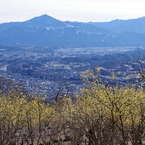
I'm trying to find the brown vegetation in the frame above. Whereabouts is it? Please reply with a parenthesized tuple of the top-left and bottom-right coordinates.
(1, 68, 145, 145)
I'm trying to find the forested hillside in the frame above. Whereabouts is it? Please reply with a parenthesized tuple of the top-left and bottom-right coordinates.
(1, 14, 145, 47)
(1, 68, 145, 145)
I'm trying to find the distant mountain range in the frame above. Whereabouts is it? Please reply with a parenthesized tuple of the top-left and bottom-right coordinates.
(0, 14, 145, 47)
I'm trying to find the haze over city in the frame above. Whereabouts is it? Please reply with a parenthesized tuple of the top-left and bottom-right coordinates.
(1, 0, 145, 23)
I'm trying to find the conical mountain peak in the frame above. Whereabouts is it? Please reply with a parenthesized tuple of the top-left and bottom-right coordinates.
(27, 14, 58, 22)
(25, 14, 66, 27)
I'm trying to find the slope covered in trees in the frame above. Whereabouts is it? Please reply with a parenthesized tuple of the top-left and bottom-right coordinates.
(1, 68, 145, 145)
(1, 14, 145, 47)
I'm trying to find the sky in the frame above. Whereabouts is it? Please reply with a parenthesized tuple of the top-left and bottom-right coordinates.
(0, 0, 145, 23)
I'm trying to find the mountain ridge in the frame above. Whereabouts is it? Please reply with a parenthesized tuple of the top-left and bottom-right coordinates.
(0, 14, 145, 47)
(92, 16, 145, 33)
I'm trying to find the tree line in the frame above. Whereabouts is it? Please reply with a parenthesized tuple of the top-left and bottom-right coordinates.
(1, 67, 145, 145)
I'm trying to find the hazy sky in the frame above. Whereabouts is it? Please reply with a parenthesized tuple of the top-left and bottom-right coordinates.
(1, 0, 145, 23)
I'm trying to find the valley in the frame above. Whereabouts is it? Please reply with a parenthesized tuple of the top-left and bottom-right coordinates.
(0, 45, 144, 99)
(1, 14, 145, 98)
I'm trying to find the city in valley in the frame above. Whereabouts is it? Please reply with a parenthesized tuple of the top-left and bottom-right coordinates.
(0, 45, 144, 99)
